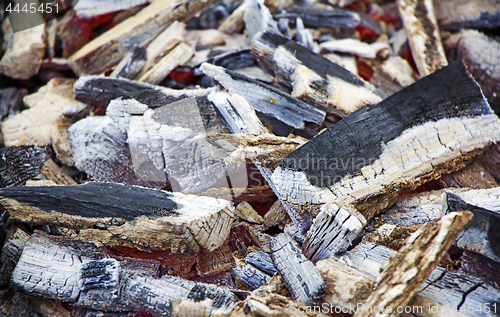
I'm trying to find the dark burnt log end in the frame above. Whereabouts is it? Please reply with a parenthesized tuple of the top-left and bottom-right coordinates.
(201, 63, 325, 130)
(446, 188, 500, 264)
(0, 182, 235, 254)
(354, 211, 473, 317)
(272, 61, 500, 255)
(270, 233, 325, 306)
(251, 32, 382, 117)
(434, 0, 500, 31)
(452, 30, 500, 115)
(68, 0, 218, 75)
(0, 146, 47, 187)
(73, 75, 211, 109)
(272, 6, 360, 29)
(339, 242, 500, 316)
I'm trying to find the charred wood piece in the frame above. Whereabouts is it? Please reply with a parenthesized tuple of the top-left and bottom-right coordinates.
(434, 0, 500, 31)
(272, 62, 500, 252)
(252, 32, 382, 116)
(273, 6, 360, 29)
(0, 228, 29, 288)
(0, 146, 47, 187)
(109, 46, 148, 79)
(0, 88, 27, 121)
(0, 182, 235, 255)
(200, 63, 325, 129)
(270, 233, 325, 305)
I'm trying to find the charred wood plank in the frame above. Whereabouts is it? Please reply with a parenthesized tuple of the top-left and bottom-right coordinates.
(73, 75, 211, 109)
(200, 63, 325, 129)
(271, 61, 500, 252)
(434, 0, 500, 31)
(68, 0, 217, 75)
(319, 38, 389, 60)
(0, 182, 236, 254)
(251, 32, 382, 116)
(2, 78, 90, 166)
(0, 146, 47, 187)
(270, 233, 325, 305)
(398, 0, 448, 76)
(354, 211, 472, 317)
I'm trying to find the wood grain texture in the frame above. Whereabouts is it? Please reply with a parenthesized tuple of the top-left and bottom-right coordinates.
(0, 146, 47, 187)
(251, 32, 382, 116)
(271, 233, 325, 305)
(398, 0, 448, 76)
(2, 78, 90, 166)
(271, 61, 500, 243)
(354, 211, 472, 317)
(0, 182, 235, 254)
(68, 0, 217, 75)
(200, 62, 325, 129)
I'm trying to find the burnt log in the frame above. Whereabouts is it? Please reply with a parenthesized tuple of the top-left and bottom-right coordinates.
(434, 0, 500, 31)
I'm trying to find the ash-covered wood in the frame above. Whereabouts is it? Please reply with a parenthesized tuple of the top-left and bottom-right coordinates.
(68, 0, 217, 75)
(270, 233, 325, 305)
(0, 146, 47, 187)
(434, 0, 500, 31)
(271, 62, 500, 246)
(251, 32, 382, 116)
(354, 211, 472, 317)
(73, 0, 152, 19)
(398, 0, 448, 76)
(201, 63, 325, 129)
(2, 78, 90, 166)
(12, 231, 237, 315)
(0, 182, 235, 254)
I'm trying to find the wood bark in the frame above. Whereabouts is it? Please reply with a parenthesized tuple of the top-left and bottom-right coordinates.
(271, 62, 500, 255)
(397, 0, 448, 76)
(270, 233, 325, 305)
(354, 211, 472, 317)
(68, 0, 217, 75)
(251, 32, 382, 116)
(201, 63, 325, 129)
(0, 182, 236, 255)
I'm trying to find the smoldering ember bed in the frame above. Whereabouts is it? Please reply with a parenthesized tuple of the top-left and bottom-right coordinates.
(1, 0, 500, 316)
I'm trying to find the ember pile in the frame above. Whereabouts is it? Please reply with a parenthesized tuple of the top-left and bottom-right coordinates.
(1, 0, 500, 316)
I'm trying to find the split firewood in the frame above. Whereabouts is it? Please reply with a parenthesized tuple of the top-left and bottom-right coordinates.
(243, 0, 279, 43)
(451, 30, 500, 115)
(235, 201, 264, 224)
(40, 159, 78, 186)
(0, 88, 27, 121)
(319, 38, 389, 59)
(439, 160, 499, 189)
(370, 56, 417, 97)
(138, 42, 194, 84)
(68, 0, 217, 75)
(340, 242, 499, 316)
(109, 46, 148, 79)
(12, 231, 237, 315)
(271, 62, 500, 254)
(200, 63, 325, 129)
(0, 228, 29, 288)
(433, 0, 500, 31)
(2, 78, 90, 166)
(263, 200, 287, 228)
(354, 211, 472, 317)
(218, 1, 248, 34)
(0, 146, 47, 187)
(270, 233, 325, 305)
(273, 6, 360, 29)
(73, 0, 152, 19)
(0, 182, 236, 255)
(73, 75, 212, 109)
(240, 251, 276, 289)
(397, 0, 447, 76)
(0, 16, 45, 79)
(251, 32, 382, 116)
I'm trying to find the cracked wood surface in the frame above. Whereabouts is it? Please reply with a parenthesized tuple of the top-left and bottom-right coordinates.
(0, 182, 235, 255)
(200, 62, 325, 129)
(270, 233, 325, 305)
(68, 0, 217, 75)
(0, 146, 47, 187)
(251, 31, 382, 116)
(271, 62, 500, 252)
(339, 242, 500, 317)
(354, 211, 472, 317)
(397, 0, 448, 76)
(11, 231, 237, 315)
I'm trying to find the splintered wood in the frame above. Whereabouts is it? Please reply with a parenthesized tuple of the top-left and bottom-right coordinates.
(1, 0, 500, 316)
